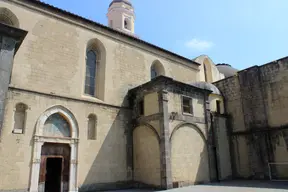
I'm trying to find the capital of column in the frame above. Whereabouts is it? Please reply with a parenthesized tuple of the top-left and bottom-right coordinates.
(71, 159, 78, 164)
(32, 158, 41, 164)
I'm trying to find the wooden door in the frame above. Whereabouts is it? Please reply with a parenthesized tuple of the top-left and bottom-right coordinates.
(39, 143, 71, 192)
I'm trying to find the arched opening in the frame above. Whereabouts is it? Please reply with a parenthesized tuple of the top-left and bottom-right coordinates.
(150, 60, 165, 80)
(87, 114, 97, 140)
(85, 39, 106, 100)
(0, 7, 19, 28)
(124, 17, 131, 30)
(30, 106, 79, 192)
(13, 103, 28, 134)
(43, 113, 71, 138)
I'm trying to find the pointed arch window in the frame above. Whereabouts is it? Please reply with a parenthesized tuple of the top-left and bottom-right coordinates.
(85, 50, 97, 96)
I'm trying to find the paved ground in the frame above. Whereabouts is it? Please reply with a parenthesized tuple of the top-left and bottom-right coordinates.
(106, 181, 288, 192)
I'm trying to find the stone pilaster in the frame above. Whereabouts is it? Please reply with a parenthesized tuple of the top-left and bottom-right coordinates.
(0, 36, 17, 137)
(0, 24, 27, 139)
(204, 93, 217, 182)
(158, 90, 172, 189)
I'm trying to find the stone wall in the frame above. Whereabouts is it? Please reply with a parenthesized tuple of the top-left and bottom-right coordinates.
(212, 114, 232, 180)
(1, 0, 199, 107)
(0, 88, 130, 191)
(214, 56, 288, 180)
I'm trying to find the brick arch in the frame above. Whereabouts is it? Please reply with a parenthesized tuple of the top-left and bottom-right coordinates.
(0, 7, 19, 28)
(35, 105, 79, 139)
(169, 122, 207, 143)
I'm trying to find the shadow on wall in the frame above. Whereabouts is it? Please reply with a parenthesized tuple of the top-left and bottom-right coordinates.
(79, 95, 133, 192)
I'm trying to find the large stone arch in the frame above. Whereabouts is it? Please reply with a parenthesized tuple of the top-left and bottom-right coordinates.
(0, 7, 19, 28)
(170, 122, 206, 142)
(170, 123, 210, 185)
(133, 123, 161, 187)
(132, 122, 160, 143)
(30, 105, 79, 192)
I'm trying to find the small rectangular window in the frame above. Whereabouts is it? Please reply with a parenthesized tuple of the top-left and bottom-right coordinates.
(216, 100, 221, 114)
(182, 96, 193, 114)
(139, 100, 144, 115)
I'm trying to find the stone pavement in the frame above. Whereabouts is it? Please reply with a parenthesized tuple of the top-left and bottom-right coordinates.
(106, 181, 288, 192)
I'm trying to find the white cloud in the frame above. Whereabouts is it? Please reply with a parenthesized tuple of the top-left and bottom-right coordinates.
(185, 38, 214, 51)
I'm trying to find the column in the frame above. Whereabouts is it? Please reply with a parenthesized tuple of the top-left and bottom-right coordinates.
(158, 90, 172, 189)
(69, 142, 78, 192)
(29, 138, 44, 192)
(0, 36, 17, 137)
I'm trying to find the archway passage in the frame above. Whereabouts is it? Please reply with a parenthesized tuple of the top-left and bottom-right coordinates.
(39, 143, 71, 192)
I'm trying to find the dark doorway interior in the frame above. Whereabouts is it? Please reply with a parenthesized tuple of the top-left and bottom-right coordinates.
(45, 157, 62, 192)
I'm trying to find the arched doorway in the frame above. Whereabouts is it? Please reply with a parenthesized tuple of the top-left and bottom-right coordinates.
(29, 106, 79, 192)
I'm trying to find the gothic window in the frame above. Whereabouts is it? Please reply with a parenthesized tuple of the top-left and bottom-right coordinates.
(87, 114, 97, 140)
(13, 103, 27, 134)
(85, 50, 97, 96)
(182, 96, 193, 115)
(43, 113, 71, 137)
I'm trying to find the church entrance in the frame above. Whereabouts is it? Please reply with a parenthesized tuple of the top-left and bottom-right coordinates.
(45, 157, 62, 192)
(39, 143, 70, 192)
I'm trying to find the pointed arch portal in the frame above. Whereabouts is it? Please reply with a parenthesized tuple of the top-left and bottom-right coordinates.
(29, 106, 79, 192)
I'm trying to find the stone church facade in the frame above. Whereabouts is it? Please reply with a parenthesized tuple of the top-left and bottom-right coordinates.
(0, 0, 286, 192)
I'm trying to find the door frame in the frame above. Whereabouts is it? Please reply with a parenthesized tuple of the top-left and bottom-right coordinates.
(29, 106, 79, 192)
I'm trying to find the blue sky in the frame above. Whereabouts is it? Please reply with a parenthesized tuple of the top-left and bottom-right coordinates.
(42, 0, 288, 70)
